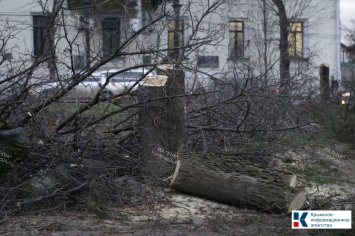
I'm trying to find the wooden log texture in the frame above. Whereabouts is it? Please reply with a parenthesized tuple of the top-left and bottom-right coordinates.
(320, 63, 330, 101)
(157, 68, 187, 151)
(138, 76, 171, 177)
(138, 70, 187, 178)
(170, 152, 302, 213)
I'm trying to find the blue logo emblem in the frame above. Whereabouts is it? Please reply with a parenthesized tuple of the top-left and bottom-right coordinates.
(294, 212, 308, 227)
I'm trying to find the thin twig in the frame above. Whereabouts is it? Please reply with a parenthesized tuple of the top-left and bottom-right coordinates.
(16, 182, 87, 206)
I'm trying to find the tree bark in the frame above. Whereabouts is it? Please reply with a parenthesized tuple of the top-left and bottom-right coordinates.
(157, 68, 187, 151)
(320, 63, 331, 101)
(138, 69, 187, 179)
(272, 0, 290, 95)
(170, 152, 303, 213)
(138, 76, 170, 177)
(48, 0, 63, 80)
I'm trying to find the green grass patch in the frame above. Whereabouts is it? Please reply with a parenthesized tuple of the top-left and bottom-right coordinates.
(84, 200, 112, 220)
(279, 132, 332, 146)
(41, 102, 130, 123)
(44, 102, 119, 115)
(303, 167, 333, 184)
(308, 105, 355, 148)
(290, 164, 335, 185)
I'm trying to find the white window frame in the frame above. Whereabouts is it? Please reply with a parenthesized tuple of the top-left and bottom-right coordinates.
(228, 17, 249, 60)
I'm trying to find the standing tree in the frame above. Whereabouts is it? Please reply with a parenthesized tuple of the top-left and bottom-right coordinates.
(271, 0, 290, 95)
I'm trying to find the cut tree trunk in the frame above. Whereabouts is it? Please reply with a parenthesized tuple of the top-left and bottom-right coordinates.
(320, 63, 330, 101)
(138, 75, 171, 177)
(156, 68, 187, 151)
(138, 69, 187, 178)
(170, 152, 305, 213)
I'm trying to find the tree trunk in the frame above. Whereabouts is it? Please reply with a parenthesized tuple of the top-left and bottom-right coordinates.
(170, 152, 304, 213)
(138, 76, 171, 177)
(262, 0, 269, 86)
(138, 69, 187, 179)
(272, 0, 290, 95)
(157, 68, 187, 151)
(48, 0, 62, 80)
(320, 63, 330, 101)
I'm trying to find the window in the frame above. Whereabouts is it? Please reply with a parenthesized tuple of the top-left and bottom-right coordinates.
(102, 18, 120, 57)
(229, 21, 244, 59)
(143, 55, 152, 64)
(74, 55, 85, 71)
(168, 20, 184, 58)
(33, 15, 51, 57)
(288, 22, 303, 58)
(3, 52, 12, 61)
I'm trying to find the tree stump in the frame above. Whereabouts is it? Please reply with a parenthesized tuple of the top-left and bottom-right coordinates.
(138, 69, 187, 179)
(320, 63, 330, 101)
(156, 68, 187, 151)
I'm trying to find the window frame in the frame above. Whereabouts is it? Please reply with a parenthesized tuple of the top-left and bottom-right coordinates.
(288, 21, 304, 59)
(229, 20, 245, 59)
(33, 15, 51, 58)
(167, 19, 184, 59)
(73, 55, 85, 71)
(102, 17, 120, 57)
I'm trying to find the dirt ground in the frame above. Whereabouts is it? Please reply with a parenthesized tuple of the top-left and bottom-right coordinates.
(0, 187, 353, 236)
(0, 193, 300, 236)
(1, 142, 355, 236)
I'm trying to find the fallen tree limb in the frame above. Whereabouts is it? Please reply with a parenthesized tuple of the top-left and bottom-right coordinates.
(170, 152, 304, 213)
(0, 216, 8, 225)
(16, 182, 88, 206)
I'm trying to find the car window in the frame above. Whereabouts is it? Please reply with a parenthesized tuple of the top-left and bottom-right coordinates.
(108, 72, 145, 82)
(84, 76, 100, 82)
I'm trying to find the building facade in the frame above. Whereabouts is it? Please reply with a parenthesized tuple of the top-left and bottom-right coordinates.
(341, 43, 355, 89)
(0, 0, 341, 90)
(154, 0, 341, 90)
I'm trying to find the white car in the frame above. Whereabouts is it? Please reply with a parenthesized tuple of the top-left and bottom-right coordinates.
(69, 72, 102, 99)
(33, 68, 155, 101)
(100, 68, 156, 95)
(33, 72, 102, 101)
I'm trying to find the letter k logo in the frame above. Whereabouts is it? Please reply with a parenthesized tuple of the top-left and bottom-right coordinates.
(294, 212, 308, 227)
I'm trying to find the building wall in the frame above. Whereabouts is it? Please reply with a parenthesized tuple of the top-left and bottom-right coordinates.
(0, 0, 143, 77)
(341, 45, 355, 88)
(0, 1, 48, 75)
(0, 0, 74, 77)
(0, 0, 340, 87)
(158, 0, 340, 86)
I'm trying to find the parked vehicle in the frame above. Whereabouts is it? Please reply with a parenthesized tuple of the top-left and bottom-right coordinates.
(32, 72, 102, 102)
(68, 72, 102, 100)
(32, 68, 155, 102)
(100, 68, 156, 95)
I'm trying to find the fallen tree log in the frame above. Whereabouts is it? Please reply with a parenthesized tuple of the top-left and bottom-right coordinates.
(170, 152, 305, 213)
